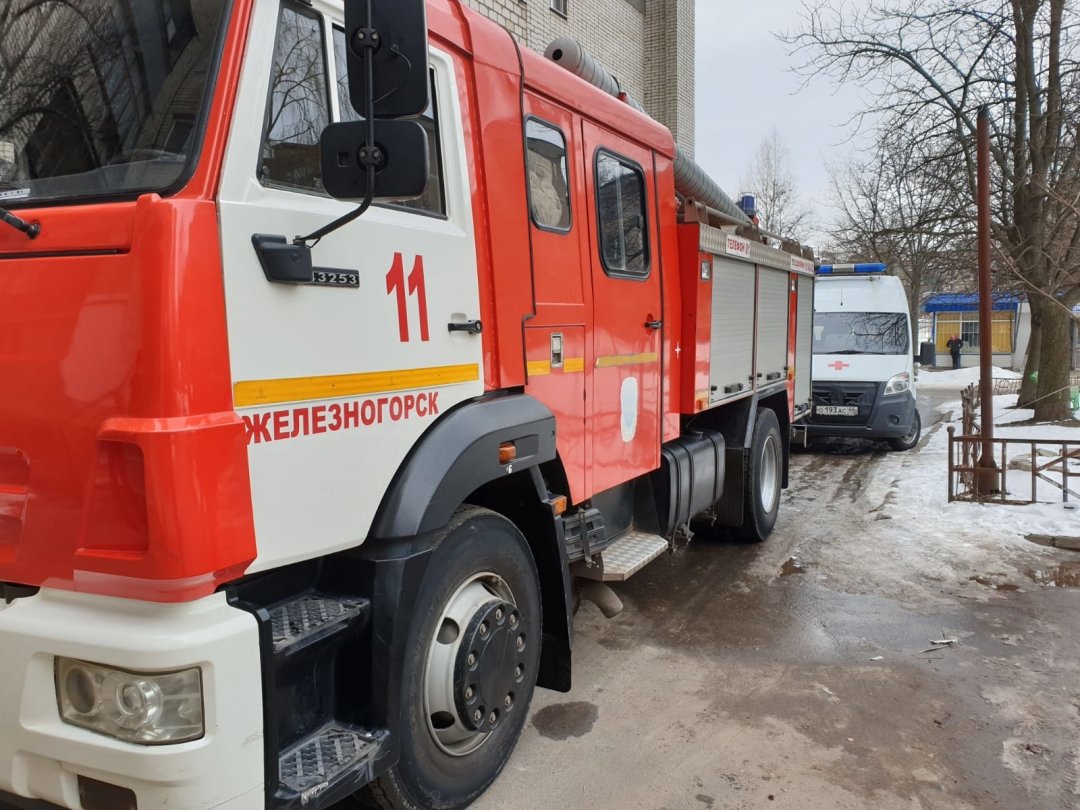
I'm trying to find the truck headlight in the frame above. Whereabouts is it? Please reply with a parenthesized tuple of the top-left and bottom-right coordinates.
(55, 658, 204, 744)
(884, 372, 911, 396)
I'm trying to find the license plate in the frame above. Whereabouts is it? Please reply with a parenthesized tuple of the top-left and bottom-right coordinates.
(816, 405, 858, 416)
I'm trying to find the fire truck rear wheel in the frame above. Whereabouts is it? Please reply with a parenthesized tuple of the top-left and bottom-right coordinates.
(740, 408, 783, 542)
(365, 506, 542, 810)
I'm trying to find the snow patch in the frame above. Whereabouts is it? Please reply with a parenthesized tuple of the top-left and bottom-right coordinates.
(918, 366, 1021, 389)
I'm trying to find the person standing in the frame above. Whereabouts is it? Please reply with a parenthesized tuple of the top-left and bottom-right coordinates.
(946, 334, 964, 369)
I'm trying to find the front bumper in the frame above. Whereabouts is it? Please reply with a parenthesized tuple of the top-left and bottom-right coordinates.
(0, 589, 264, 810)
(804, 382, 917, 440)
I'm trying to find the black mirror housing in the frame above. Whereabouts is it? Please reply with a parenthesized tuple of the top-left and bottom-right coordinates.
(252, 234, 312, 283)
(321, 119, 430, 202)
(344, 0, 430, 119)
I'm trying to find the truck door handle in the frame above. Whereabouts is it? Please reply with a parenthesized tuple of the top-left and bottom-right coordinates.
(448, 320, 483, 335)
(645, 320, 663, 330)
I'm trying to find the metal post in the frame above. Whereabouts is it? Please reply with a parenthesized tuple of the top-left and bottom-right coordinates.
(976, 106, 1000, 494)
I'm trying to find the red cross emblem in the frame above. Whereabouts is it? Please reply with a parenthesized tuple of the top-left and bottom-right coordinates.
(829, 361, 850, 371)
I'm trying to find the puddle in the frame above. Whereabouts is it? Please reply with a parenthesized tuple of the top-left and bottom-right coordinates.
(531, 701, 598, 740)
(781, 557, 807, 576)
(1025, 562, 1080, 588)
(969, 575, 1021, 592)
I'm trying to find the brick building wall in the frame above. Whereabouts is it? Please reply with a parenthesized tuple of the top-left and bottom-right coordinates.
(460, 0, 694, 156)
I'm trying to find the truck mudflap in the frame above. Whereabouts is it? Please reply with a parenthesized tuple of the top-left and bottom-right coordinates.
(0, 590, 264, 810)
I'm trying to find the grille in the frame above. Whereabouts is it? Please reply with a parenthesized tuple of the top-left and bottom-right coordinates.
(269, 595, 363, 652)
(812, 382, 878, 406)
(812, 382, 879, 424)
(279, 725, 379, 795)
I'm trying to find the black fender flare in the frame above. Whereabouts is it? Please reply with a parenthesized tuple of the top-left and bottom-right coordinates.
(370, 393, 557, 539)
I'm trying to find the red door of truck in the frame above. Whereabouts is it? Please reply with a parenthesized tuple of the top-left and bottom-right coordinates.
(521, 104, 590, 503)
(581, 123, 663, 493)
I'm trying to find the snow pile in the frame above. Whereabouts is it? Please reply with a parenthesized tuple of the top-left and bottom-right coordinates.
(918, 365, 1021, 389)
(780, 390, 1080, 607)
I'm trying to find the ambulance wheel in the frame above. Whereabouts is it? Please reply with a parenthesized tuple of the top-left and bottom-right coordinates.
(740, 408, 783, 542)
(365, 507, 542, 810)
(888, 410, 921, 451)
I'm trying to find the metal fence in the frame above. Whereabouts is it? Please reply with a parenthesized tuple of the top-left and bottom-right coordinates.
(949, 378, 1080, 504)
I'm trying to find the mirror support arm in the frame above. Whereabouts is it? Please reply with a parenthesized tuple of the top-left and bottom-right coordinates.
(294, 1, 380, 248)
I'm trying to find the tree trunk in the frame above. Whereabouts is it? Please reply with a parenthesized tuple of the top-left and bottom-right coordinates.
(1033, 300, 1073, 421)
(1017, 315, 1041, 407)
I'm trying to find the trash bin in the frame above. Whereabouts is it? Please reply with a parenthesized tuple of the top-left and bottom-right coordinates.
(919, 341, 936, 367)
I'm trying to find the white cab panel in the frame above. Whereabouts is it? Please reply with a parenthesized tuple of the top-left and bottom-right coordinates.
(218, 1, 482, 571)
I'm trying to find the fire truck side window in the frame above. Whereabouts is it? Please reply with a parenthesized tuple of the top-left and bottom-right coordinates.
(261, 4, 330, 192)
(332, 29, 446, 217)
(595, 150, 649, 278)
(525, 118, 571, 232)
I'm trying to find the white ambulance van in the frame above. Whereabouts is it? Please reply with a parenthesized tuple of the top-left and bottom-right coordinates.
(803, 263, 920, 450)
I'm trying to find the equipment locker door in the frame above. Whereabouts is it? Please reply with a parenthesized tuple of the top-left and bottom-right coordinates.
(581, 123, 663, 493)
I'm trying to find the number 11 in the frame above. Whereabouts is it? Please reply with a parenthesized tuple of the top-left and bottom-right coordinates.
(386, 253, 430, 343)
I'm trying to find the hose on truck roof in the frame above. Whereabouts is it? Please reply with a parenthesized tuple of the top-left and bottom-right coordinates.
(544, 36, 751, 227)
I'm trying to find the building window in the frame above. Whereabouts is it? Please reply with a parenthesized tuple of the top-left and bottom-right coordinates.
(550, 0, 568, 17)
(525, 118, 571, 232)
(934, 311, 1014, 354)
(595, 150, 649, 278)
(917, 315, 934, 345)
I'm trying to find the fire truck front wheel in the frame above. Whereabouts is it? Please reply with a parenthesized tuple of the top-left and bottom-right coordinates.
(741, 407, 784, 542)
(366, 506, 542, 810)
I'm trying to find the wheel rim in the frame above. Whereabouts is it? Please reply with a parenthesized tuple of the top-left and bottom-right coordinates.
(901, 414, 920, 444)
(423, 572, 527, 757)
(759, 434, 781, 513)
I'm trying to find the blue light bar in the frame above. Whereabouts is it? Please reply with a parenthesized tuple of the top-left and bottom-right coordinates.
(816, 263, 887, 275)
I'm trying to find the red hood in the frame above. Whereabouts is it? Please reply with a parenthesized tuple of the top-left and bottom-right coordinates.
(0, 195, 255, 601)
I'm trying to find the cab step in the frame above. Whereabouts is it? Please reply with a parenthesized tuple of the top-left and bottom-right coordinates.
(269, 594, 369, 654)
(278, 724, 387, 807)
(573, 530, 668, 582)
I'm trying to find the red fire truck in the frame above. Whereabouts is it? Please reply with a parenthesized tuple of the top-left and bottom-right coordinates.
(0, 1, 814, 808)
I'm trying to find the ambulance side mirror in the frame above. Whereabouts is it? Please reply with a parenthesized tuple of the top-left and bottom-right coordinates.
(343, 0, 430, 119)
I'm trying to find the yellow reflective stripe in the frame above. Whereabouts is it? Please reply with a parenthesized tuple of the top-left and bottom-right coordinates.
(528, 357, 586, 377)
(595, 352, 659, 369)
(234, 363, 480, 407)
(527, 360, 552, 377)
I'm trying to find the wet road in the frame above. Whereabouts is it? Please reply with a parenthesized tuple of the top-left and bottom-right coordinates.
(345, 387, 1080, 808)
(468, 389, 1080, 809)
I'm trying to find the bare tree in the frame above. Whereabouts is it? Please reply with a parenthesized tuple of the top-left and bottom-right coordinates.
(787, 0, 1080, 420)
(828, 130, 977, 319)
(739, 128, 812, 241)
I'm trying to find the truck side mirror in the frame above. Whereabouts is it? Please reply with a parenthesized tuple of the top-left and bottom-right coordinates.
(343, 0, 430, 119)
(296, 0, 430, 246)
(321, 120, 429, 201)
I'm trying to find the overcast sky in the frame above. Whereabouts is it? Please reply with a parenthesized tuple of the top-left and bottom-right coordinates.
(694, 1, 873, 244)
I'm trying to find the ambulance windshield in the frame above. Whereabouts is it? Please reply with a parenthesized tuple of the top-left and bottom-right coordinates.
(0, 0, 227, 208)
(812, 312, 910, 356)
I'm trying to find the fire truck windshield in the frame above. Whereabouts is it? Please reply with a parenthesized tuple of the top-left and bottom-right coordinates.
(0, 0, 227, 208)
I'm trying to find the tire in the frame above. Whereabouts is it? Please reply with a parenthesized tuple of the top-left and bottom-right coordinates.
(740, 408, 784, 542)
(364, 506, 542, 810)
(888, 409, 921, 451)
